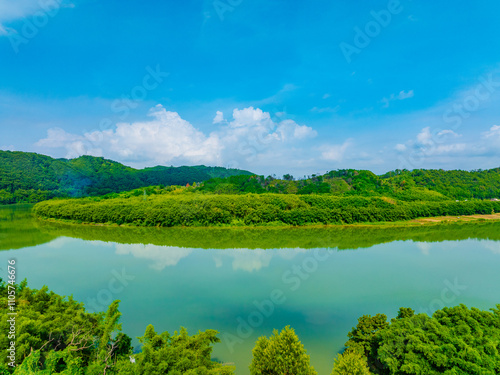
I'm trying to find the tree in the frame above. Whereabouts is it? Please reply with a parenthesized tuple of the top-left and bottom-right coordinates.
(331, 349, 371, 375)
(132, 325, 235, 375)
(345, 305, 500, 375)
(345, 314, 388, 359)
(249, 326, 317, 375)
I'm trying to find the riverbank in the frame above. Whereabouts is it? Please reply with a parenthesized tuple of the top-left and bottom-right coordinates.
(33, 194, 500, 228)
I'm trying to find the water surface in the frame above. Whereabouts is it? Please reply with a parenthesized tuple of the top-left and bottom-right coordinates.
(1, 205, 499, 374)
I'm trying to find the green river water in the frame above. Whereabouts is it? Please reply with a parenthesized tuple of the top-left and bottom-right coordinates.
(1, 204, 499, 374)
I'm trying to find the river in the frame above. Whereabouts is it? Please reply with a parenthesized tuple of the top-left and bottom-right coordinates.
(1, 204, 499, 374)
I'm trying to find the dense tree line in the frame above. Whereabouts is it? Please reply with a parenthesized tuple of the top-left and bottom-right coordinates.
(33, 193, 500, 227)
(1, 280, 498, 374)
(0, 151, 251, 204)
(197, 168, 500, 200)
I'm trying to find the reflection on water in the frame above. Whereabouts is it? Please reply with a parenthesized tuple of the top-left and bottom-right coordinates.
(1, 205, 500, 374)
(2, 204, 500, 251)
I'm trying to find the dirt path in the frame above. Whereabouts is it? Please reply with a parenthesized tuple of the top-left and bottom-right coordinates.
(411, 213, 500, 224)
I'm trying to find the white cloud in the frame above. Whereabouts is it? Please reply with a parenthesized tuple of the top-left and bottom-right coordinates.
(482, 242, 500, 255)
(0, 0, 71, 34)
(211, 248, 310, 272)
(276, 119, 317, 141)
(381, 90, 414, 108)
(416, 242, 431, 256)
(37, 105, 221, 164)
(322, 93, 331, 99)
(416, 127, 433, 145)
(0, 0, 41, 22)
(213, 111, 224, 124)
(36, 105, 321, 172)
(115, 244, 193, 271)
(401, 127, 467, 155)
(320, 140, 352, 161)
(433, 143, 467, 154)
(482, 125, 500, 139)
(398, 90, 414, 100)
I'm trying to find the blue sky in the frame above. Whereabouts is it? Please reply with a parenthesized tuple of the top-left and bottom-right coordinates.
(1, 0, 499, 176)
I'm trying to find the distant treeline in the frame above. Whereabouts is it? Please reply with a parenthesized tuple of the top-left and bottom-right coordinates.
(197, 168, 500, 200)
(0, 150, 252, 204)
(3, 150, 500, 206)
(33, 193, 500, 227)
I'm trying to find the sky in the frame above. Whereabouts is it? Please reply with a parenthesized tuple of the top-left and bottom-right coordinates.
(0, 0, 499, 177)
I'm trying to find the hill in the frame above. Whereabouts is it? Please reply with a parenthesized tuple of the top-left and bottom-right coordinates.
(0, 150, 252, 204)
(197, 168, 500, 200)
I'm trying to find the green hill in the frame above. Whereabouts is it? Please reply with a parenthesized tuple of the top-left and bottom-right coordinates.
(0, 150, 253, 204)
(197, 168, 500, 200)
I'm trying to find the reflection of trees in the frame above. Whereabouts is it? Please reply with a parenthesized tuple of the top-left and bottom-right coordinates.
(3, 205, 500, 253)
(0, 205, 56, 251)
(36, 218, 500, 250)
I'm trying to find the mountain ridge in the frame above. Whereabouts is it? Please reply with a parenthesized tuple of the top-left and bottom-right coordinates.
(0, 150, 253, 204)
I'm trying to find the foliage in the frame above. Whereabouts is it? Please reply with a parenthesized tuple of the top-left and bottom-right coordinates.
(0, 204, 57, 250)
(382, 168, 500, 199)
(249, 326, 317, 375)
(331, 349, 371, 375)
(0, 279, 105, 370)
(196, 168, 500, 200)
(0, 279, 232, 374)
(345, 305, 500, 375)
(120, 325, 235, 375)
(33, 192, 500, 227)
(0, 151, 252, 204)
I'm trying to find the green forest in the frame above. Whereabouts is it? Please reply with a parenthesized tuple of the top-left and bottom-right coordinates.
(196, 168, 500, 200)
(1, 280, 499, 374)
(2, 151, 500, 207)
(34, 192, 500, 227)
(0, 151, 251, 205)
